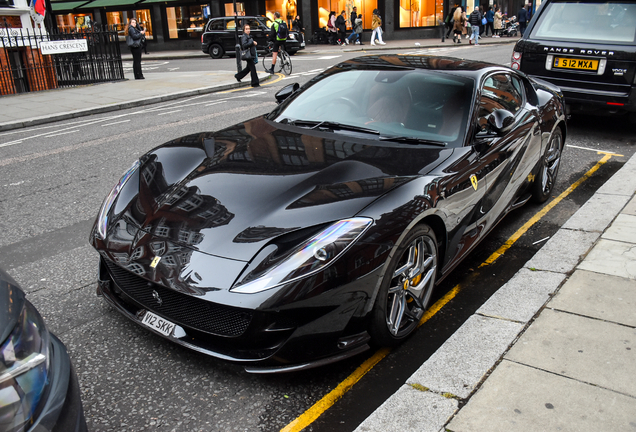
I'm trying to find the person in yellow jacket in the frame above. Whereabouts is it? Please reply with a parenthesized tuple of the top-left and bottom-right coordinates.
(371, 10, 385, 45)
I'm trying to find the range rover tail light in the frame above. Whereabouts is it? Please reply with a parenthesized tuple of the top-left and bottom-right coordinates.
(511, 51, 522, 70)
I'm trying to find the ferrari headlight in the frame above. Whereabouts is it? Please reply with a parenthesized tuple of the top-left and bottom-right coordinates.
(0, 301, 50, 432)
(97, 160, 140, 239)
(232, 217, 372, 294)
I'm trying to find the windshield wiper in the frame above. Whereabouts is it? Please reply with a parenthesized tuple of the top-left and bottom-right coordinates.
(289, 120, 380, 135)
(379, 135, 447, 147)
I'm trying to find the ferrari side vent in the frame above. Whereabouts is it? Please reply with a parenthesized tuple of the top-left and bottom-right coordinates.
(104, 259, 252, 337)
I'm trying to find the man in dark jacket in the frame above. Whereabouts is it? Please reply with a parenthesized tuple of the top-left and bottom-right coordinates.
(445, 3, 459, 38)
(468, 7, 482, 45)
(518, 4, 528, 36)
(335, 10, 347, 44)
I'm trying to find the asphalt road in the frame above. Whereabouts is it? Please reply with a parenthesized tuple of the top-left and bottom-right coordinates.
(1, 43, 634, 432)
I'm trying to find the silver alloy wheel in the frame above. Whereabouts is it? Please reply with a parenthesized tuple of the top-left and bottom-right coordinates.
(540, 130, 562, 195)
(385, 234, 437, 337)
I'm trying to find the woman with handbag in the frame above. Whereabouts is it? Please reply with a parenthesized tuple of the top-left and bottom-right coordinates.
(234, 24, 260, 88)
(452, 7, 465, 43)
(125, 18, 145, 79)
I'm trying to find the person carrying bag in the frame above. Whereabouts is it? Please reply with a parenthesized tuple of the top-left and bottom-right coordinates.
(234, 24, 260, 87)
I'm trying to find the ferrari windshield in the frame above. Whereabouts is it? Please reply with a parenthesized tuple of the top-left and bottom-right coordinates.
(273, 69, 474, 146)
(531, 1, 636, 44)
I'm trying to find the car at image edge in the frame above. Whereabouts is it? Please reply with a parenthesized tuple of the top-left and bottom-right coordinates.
(0, 268, 87, 432)
(511, 0, 636, 122)
(90, 55, 567, 373)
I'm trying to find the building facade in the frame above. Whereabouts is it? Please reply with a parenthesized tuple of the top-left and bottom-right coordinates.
(4, 0, 533, 52)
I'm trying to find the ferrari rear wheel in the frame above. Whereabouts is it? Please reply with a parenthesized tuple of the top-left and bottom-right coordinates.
(370, 224, 438, 347)
(532, 127, 563, 203)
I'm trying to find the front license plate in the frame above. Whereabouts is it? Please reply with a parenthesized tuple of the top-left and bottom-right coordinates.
(141, 311, 175, 337)
(553, 57, 599, 71)
(301, 42, 305, 47)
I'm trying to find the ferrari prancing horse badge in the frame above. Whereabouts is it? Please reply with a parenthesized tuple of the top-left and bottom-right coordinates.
(470, 174, 478, 191)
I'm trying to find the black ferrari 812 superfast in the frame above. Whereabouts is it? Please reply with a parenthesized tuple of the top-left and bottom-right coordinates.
(90, 55, 566, 373)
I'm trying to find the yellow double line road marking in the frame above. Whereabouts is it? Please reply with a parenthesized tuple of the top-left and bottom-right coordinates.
(220, 73, 284, 94)
(281, 150, 620, 432)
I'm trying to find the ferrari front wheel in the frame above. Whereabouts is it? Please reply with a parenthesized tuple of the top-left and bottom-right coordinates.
(369, 224, 438, 347)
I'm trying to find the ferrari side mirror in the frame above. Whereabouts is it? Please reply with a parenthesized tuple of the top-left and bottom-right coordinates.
(275, 83, 300, 104)
(487, 109, 515, 133)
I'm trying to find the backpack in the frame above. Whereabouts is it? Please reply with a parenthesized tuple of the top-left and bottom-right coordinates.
(275, 19, 288, 39)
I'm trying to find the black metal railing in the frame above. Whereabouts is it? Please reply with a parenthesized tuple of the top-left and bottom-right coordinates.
(1, 21, 124, 95)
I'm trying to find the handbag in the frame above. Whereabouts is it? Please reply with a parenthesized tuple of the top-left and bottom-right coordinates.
(482, 17, 487, 25)
(241, 48, 252, 61)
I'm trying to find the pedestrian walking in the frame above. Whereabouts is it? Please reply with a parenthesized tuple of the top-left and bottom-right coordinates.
(518, 3, 528, 36)
(445, 3, 459, 38)
(347, 12, 363, 44)
(125, 18, 145, 79)
(335, 10, 347, 44)
(468, 6, 482, 45)
(452, 6, 465, 43)
(327, 11, 337, 44)
(485, 6, 495, 36)
(234, 24, 260, 87)
(493, 7, 503, 37)
(371, 10, 385, 45)
(346, 7, 361, 44)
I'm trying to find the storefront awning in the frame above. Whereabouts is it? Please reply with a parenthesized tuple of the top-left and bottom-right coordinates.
(51, 1, 90, 10)
(77, 0, 141, 8)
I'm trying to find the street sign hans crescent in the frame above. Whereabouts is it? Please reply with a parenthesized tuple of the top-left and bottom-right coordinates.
(40, 39, 88, 55)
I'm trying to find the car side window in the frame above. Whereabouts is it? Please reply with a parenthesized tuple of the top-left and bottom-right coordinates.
(477, 73, 523, 129)
(245, 18, 262, 30)
(207, 20, 224, 31)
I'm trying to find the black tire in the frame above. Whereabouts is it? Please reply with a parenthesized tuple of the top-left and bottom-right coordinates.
(209, 44, 224, 59)
(262, 51, 273, 72)
(532, 127, 563, 203)
(280, 50, 292, 75)
(369, 224, 438, 347)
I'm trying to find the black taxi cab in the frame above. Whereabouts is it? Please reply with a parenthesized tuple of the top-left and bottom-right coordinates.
(201, 16, 305, 59)
(511, 0, 636, 122)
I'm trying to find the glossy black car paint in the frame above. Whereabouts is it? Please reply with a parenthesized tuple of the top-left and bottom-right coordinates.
(201, 16, 305, 58)
(513, 0, 636, 115)
(90, 55, 566, 373)
(0, 268, 87, 432)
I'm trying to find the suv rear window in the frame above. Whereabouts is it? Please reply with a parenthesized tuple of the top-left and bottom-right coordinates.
(530, 1, 636, 44)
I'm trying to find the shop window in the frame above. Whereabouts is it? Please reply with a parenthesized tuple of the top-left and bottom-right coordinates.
(398, 0, 443, 27)
(265, 0, 298, 25)
(224, 3, 245, 16)
(106, 10, 153, 41)
(56, 13, 93, 31)
(315, 0, 377, 30)
(166, 5, 206, 39)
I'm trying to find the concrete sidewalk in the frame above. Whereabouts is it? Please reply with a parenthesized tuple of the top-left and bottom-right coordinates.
(0, 35, 517, 133)
(356, 152, 636, 432)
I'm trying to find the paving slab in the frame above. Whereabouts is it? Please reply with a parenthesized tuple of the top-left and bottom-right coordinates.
(354, 384, 458, 432)
(549, 269, 636, 327)
(562, 192, 630, 232)
(477, 268, 566, 323)
(446, 360, 636, 432)
(505, 308, 636, 396)
(622, 194, 636, 216)
(408, 315, 523, 399)
(602, 213, 636, 243)
(595, 162, 636, 196)
(524, 229, 600, 274)
(577, 238, 636, 279)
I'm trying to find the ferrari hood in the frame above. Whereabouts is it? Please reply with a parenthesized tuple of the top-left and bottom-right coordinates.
(104, 116, 452, 262)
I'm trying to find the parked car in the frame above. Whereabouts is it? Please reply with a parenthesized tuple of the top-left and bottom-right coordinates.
(0, 268, 87, 432)
(511, 0, 636, 122)
(90, 55, 566, 373)
(201, 15, 305, 59)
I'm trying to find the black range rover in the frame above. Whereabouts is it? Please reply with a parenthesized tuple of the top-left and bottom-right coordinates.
(511, 0, 636, 122)
(201, 16, 305, 59)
